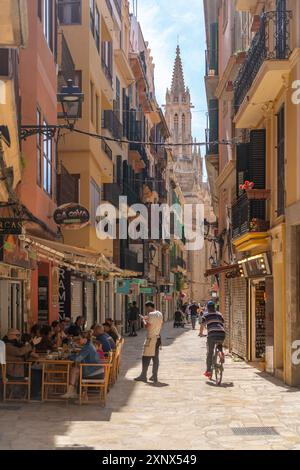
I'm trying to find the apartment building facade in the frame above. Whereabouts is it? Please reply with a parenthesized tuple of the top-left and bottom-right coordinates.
(204, 0, 300, 386)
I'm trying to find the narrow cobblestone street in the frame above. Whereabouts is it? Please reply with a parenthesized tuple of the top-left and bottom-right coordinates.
(1, 322, 300, 450)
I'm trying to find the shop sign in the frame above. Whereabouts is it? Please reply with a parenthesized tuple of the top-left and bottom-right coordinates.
(59, 268, 71, 319)
(53, 203, 90, 230)
(239, 253, 272, 278)
(115, 279, 131, 294)
(140, 287, 158, 295)
(0, 218, 22, 235)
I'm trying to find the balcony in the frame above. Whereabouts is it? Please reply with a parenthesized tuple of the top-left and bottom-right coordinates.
(57, 164, 78, 206)
(102, 110, 122, 140)
(122, 248, 144, 274)
(101, 140, 112, 160)
(103, 183, 122, 208)
(234, 10, 293, 129)
(0, 0, 28, 47)
(57, 32, 75, 89)
(235, 0, 258, 11)
(232, 193, 270, 252)
(114, 48, 135, 86)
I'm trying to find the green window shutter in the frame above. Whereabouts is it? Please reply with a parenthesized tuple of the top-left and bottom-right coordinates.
(249, 130, 266, 189)
(209, 99, 219, 154)
(209, 23, 219, 74)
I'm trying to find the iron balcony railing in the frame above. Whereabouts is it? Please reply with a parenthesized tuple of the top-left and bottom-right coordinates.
(205, 49, 218, 77)
(129, 142, 148, 164)
(232, 193, 270, 239)
(234, 10, 293, 111)
(101, 58, 113, 85)
(101, 140, 112, 160)
(102, 110, 123, 140)
(123, 181, 140, 206)
(103, 183, 122, 208)
(205, 128, 219, 156)
(57, 164, 78, 206)
(122, 248, 144, 273)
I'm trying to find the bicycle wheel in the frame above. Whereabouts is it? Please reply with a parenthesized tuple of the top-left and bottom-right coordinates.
(214, 353, 223, 386)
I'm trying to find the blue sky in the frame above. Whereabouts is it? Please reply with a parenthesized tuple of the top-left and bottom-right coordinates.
(130, 0, 207, 145)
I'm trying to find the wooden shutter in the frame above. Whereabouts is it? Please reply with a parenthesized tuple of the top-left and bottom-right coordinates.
(277, 107, 285, 216)
(116, 156, 122, 185)
(249, 129, 266, 189)
(209, 23, 218, 74)
(209, 99, 219, 155)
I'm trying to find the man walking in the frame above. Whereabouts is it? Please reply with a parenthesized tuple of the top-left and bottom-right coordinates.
(128, 301, 139, 337)
(190, 302, 199, 330)
(134, 301, 163, 384)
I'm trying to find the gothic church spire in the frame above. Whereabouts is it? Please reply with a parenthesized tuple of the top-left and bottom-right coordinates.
(171, 46, 186, 96)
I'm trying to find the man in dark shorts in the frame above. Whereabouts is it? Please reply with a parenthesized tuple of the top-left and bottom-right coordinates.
(201, 301, 225, 379)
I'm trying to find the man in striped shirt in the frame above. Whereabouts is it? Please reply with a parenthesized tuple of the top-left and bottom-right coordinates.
(201, 301, 225, 379)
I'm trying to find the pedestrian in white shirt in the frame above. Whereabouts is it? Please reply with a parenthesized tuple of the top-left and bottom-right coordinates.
(134, 301, 163, 384)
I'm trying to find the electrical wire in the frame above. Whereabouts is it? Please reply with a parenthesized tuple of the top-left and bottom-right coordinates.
(72, 127, 240, 148)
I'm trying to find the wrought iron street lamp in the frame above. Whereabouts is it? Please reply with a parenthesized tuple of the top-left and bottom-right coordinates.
(149, 244, 157, 262)
(20, 79, 84, 140)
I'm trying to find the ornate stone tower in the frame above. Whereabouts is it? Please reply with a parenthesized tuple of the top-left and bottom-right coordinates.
(165, 46, 214, 303)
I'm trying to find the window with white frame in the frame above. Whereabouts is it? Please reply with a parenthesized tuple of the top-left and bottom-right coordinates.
(43, 0, 53, 51)
(43, 121, 53, 195)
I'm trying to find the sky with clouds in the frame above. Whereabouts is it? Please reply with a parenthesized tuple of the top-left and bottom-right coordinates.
(129, 0, 207, 145)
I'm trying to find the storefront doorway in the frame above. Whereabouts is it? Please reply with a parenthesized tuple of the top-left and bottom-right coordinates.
(0, 279, 24, 334)
(250, 280, 266, 362)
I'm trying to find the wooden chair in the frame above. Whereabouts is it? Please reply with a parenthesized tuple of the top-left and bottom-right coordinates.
(79, 361, 112, 406)
(3, 362, 31, 401)
(42, 360, 71, 401)
(116, 338, 124, 378)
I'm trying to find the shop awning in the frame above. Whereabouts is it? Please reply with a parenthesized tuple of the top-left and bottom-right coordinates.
(24, 235, 141, 278)
(205, 264, 239, 277)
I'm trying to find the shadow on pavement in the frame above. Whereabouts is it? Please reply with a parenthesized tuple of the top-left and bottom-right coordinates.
(0, 322, 190, 449)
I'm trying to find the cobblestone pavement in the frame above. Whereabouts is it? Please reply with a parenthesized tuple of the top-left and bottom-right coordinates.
(1, 322, 300, 450)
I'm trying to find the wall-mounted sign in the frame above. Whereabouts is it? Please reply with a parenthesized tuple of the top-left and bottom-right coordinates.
(59, 267, 71, 319)
(53, 203, 90, 230)
(239, 253, 272, 278)
(115, 279, 131, 294)
(0, 218, 22, 235)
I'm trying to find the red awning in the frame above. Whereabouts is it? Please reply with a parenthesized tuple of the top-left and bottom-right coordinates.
(205, 264, 239, 277)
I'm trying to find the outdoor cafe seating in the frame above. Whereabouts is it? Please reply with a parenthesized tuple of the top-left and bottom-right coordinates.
(0, 338, 124, 406)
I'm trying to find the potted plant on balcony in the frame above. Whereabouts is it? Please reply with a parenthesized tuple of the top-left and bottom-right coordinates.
(240, 181, 271, 200)
(249, 218, 270, 232)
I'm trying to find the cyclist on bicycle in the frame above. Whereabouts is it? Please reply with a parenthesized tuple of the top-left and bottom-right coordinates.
(201, 301, 225, 379)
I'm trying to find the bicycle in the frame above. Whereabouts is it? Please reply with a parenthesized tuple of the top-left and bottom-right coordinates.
(211, 343, 225, 386)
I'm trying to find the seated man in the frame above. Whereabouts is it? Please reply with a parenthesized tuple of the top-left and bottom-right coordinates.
(201, 301, 225, 379)
(93, 325, 115, 353)
(4, 329, 41, 379)
(62, 332, 104, 399)
(67, 316, 85, 337)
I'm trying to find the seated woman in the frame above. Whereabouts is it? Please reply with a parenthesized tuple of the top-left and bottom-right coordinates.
(62, 332, 104, 399)
(35, 325, 55, 353)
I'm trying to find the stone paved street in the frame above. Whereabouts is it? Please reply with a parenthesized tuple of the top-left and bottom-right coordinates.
(1, 322, 300, 450)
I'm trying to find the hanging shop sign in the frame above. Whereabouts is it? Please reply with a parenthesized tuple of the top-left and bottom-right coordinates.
(115, 279, 131, 294)
(238, 253, 272, 278)
(0, 218, 22, 235)
(53, 204, 90, 230)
